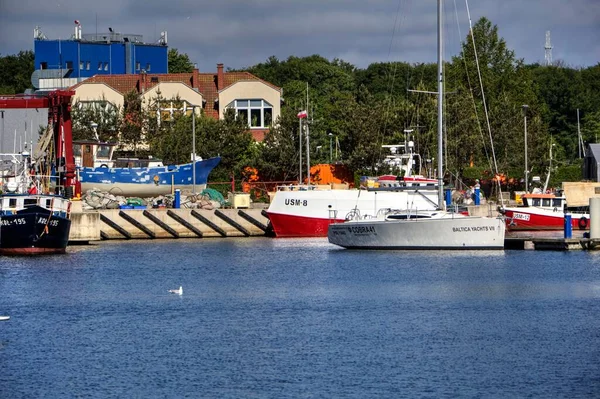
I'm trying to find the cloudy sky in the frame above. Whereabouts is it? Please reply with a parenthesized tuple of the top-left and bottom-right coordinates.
(1, 0, 598, 73)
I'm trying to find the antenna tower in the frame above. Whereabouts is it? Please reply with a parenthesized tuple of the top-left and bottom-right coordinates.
(544, 30, 553, 66)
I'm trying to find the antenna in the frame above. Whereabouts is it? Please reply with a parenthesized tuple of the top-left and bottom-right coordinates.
(545, 30, 553, 66)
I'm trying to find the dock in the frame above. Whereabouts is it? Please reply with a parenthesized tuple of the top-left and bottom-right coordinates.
(504, 236, 600, 251)
(69, 203, 273, 242)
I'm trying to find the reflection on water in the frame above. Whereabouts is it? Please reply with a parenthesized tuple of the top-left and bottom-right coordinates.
(1, 239, 599, 397)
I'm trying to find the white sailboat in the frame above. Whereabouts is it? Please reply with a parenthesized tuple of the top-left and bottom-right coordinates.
(327, 0, 505, 250)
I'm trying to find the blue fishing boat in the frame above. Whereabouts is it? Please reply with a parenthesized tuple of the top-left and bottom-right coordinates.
(73, 141, 221, 197)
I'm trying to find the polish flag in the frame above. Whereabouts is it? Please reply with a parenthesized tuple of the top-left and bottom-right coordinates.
(297, 110, 308, 119)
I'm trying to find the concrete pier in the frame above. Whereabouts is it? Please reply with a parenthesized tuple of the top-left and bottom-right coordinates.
(68, 204, 272, 242)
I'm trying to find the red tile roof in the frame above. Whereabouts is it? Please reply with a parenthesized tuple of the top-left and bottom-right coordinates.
(70, 69, 281, 120)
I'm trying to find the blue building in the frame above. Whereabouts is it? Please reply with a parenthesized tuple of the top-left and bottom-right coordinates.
(32, 24, 168, 92)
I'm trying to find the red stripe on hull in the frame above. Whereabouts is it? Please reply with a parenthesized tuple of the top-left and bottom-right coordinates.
(504, 210, 588, 231)
(267, 212, 342, 237)
(0, 247, 67, 256)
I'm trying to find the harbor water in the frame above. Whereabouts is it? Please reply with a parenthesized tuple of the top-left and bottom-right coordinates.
(1, 238, 600, 397)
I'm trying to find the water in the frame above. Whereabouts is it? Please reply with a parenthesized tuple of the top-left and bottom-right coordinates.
(1, 238, 600, 398)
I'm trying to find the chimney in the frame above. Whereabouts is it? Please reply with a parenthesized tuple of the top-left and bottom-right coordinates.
(217, 63, 224, 91)
(192, 67, 199, 90)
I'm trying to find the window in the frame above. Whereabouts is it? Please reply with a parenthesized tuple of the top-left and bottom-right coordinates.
(40, 62, 47, 69)
(146, 63, 151, 72)
(98, 62, 103, 70)
(80, 61, 84, 70)
(227, 99, 273, 129)
(86, 61, 90, 70)
(104, 62, 108, 71)
(155, 100, 195, 122)
(136, 62, 141, 71)
(66, 61, 73, 69)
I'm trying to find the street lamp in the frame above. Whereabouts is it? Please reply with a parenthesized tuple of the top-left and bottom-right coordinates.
(522, 105, 529, 193)
(328, 132, 333, 163)
(91, 122, 99, 141)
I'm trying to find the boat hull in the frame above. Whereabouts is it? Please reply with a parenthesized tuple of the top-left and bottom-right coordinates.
(267, 188, 439, 237)
(503, 207, 589, 231)
(78, 157, 221, 197)
(328, 216, 505, 249)
(0, 212, 71, 255)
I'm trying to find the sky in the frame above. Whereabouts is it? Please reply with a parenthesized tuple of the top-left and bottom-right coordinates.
(1, 0, 599, 73)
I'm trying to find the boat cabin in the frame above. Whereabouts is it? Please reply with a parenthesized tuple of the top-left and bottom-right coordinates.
(114, 157, 164, 168)
(73, 140, 117, 168)
(0, 194, 71, 218)
(522, 193, 565, 210)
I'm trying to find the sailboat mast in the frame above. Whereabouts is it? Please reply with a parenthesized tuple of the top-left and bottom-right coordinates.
(437, 0, 444, 209)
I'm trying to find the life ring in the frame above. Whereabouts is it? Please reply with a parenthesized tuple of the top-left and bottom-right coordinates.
(100, 164, 108, 168)
(578, 217, 588, 230)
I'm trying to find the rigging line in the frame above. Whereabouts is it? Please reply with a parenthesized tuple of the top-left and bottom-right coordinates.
(379, 0, 410, 160)
(452, 0, 491, 172)
(465, 0, 500, 180)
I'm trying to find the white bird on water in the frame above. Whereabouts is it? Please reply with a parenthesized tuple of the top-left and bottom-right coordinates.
(0, 316, 10, 321)
(169, 286, 183, 295)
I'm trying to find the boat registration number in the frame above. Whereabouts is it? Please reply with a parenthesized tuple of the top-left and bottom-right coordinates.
(37, 217, 59, 227)
(513, 213, 530, 221)
(1, 218, 26, 226)
(284, 199, 308, 206)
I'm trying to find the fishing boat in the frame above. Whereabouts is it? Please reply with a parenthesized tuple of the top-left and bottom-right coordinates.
(500, 192, 589, 231)
(73, 141, 221, 197)
(327, 0, 505, 250)
(266, 141, 439, 237)
(0, 153, 71, 255)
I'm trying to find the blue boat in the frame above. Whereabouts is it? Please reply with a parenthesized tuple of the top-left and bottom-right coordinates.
(73, 141, 221, 197)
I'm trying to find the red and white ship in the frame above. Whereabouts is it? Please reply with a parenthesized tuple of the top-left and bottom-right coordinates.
(500, 193, 590, 231)
(267, 143, 440, 237)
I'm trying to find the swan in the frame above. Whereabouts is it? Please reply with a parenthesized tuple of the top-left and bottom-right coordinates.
(168, 286, 183, 295)
(0, 316, 10, 321)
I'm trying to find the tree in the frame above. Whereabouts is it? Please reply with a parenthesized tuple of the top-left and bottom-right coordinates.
(0, 50, 34, 94)
(120, 90, 145, 154)
(168, 48, 194, 73)
(71, 98, 121, 142)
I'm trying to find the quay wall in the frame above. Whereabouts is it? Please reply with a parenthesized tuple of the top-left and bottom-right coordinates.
(69, 208, 272, 242)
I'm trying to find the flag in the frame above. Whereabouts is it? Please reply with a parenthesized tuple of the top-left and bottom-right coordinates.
(297, 110, 308, 119)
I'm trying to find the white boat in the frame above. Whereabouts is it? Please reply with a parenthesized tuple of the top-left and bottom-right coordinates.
(327, 0, 505, 250)
(267, 142, 439, 237)
(328, 209, 505, 249)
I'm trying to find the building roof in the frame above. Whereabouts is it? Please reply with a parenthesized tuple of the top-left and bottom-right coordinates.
(70, 69, 281, 119)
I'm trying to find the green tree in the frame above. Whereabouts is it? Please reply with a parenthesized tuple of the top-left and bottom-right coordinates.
(71, 98, 121, 142)
(168, 48, 194, 73)
(120, 90, 145, 154)
(0, 50, 34, 94)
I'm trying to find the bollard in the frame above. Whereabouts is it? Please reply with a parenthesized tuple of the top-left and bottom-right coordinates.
(590, 198, 600, 239)
(445, 189, 452, 206)
(174, 189, 181, 209)
(564, 214, 572, 239)
(474, 187, 480, 206)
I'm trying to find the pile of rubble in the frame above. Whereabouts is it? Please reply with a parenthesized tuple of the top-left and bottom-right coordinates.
(81, 189, 223, 211)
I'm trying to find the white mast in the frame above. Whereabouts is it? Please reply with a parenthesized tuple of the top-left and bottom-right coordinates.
(306, 82, 310, 185)
(436, 0, 444, 209)
(545, 31, 553, 66)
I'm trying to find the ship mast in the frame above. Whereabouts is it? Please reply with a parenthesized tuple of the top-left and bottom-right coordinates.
(436, 0, 444, 209)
